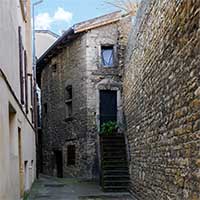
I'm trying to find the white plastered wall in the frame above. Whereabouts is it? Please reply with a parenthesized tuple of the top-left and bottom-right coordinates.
(0, 75, 36, 200)
(0, 0, 36, 199)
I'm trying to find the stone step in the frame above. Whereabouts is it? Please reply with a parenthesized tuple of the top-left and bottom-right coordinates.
(103, 177, 129, 181)
(103, 185, 129, 192)
(102, 143, 125, 148)
(103, 170, 129, 175)
(103, 151, 127, 156)
(104, 180, 130, 185)
(102, 140, 125, 143)
(102, 151, 127, 155)
(100, 134, 129, 192)
(102, 141, 125, 145)
(103, 155, 127, 159)
(102, 147, 127, 151)
(101, 138, 125, 142)
(102, 166, 129, 170)
(102, 160, 128, 165)
(102, 144, 126, 148)
(103, 174, 129, 179)
(100, 135, 124, 139)
(101, 160, 128, 168)
(103, 156, 127, 160)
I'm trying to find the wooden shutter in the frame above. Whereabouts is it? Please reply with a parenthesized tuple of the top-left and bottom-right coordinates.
(18, 26, 24, 105)
(30, 74, 33, 107)
(67, 145, 76, 165)
(24, 50, 28, 113)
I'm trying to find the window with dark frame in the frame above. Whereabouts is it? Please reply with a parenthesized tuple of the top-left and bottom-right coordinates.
(44, 103, 47, 114)
(28, 74, 33, 107)
(28, 74, 34, 123)
(67, 145, 76, 166)
(65, 86, 72, 119)
(101, 45, 114, 67)
(52, 64, 57, 73)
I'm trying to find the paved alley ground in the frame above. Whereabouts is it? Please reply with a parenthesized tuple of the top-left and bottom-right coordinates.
(27, 175, 134, 200)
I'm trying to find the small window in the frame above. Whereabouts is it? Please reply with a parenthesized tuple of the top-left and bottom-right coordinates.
(101, 45, 114, 67)
(52, 64, 57, 73)
(66, 102, 72, 118)
(44, 103, 47, 114)
(67, 145, 76, 166)
(65, 86, 72, 100)
(65, 86, 72, 119)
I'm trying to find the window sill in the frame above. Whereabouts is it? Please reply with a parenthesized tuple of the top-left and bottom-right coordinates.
(64, 117, 73, 122)
(101, 65, 116, 68)
(65, 99, 72, 104)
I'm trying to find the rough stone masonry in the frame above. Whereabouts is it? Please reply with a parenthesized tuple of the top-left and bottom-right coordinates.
(38, 12, 131, 180)
(124, 0, 200, 199)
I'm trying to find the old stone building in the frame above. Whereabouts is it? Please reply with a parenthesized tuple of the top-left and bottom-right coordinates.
(0, 0, 36, 199)
(37, 12, 131, 180)
(124, 0, 200, 199)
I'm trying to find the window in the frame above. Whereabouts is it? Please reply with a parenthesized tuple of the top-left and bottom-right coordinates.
(52, 64, 57, 73)
(24, 161, 29, 190)
(67, 145, 76, 166)
(65, 86, 72, 100)
(9, 103, 16, 156)
(65, 86, 72, 119)
(101, 45, 114, 67)
(44, 103, 47, 114)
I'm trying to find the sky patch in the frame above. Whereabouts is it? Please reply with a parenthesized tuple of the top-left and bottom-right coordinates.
(35, 7, 73, 30)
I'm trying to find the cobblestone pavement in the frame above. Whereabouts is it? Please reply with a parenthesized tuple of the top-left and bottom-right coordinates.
(27, 175, 134, 200)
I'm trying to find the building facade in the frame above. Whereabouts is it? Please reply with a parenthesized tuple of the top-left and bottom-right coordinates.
(124, 0, 200, 199)
(37, 12, 131, 179)
(35, 30, 59, 59)
(0, 0, 36, 199)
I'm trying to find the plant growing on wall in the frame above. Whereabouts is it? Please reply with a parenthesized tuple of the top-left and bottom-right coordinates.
(100, 121, 118, 135)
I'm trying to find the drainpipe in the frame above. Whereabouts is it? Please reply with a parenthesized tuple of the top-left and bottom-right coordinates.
(32, 0, 43, 179)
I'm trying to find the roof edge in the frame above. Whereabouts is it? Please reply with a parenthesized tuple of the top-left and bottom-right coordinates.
(35, 30, 60, 38)
(37, 27, 74, 68)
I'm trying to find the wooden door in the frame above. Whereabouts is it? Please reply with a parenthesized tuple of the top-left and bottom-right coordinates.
(55, 150, 63, 178)
(100, 90, 117, 127)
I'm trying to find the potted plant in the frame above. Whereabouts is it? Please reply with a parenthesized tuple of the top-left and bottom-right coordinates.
(100, 121, 118, 135)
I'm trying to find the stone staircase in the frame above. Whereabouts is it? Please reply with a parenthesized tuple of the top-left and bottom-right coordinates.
(100, 135, 130, 192)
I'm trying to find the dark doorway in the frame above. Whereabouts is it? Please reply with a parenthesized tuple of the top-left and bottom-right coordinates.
(100, 90, 117, 127)
(67, 145, 76, 166)
(54, 150, 63, 178)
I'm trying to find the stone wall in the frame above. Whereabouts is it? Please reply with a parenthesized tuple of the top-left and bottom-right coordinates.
(41, 15, 132, 179)
(124, 0, 200, 199)
(85, 18, 131, 178)
(41, 34, 88, 178)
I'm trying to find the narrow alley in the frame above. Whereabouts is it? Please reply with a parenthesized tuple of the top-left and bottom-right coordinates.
(1, 0, 200, 200)
(27, 175, 133, 200)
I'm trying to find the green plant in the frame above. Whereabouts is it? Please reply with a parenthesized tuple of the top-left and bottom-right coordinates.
(23, 192, 29, 200)
(100, 121, 118, 135)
